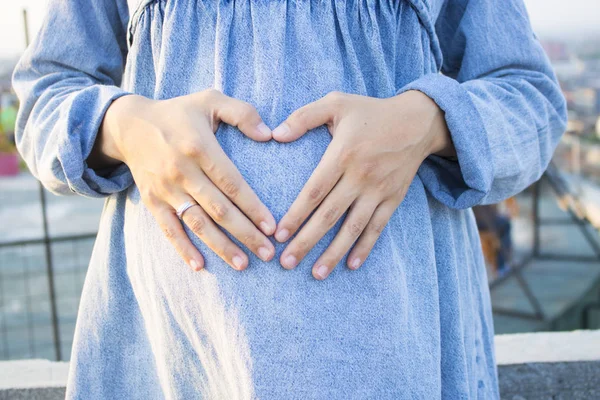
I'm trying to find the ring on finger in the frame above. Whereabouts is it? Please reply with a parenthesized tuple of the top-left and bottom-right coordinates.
(175, 200, 199, 220)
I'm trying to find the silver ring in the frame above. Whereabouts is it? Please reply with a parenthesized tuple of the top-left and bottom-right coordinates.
(175, 201, 198, 220)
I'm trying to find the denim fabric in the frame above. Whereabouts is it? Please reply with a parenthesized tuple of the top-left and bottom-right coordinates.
(12, 0, 567, 398)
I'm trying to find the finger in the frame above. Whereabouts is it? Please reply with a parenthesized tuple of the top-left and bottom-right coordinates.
(152, 203, 205, 272)
(346, 199, 399, 271)
(274, 142, 344, 243)
(194, 139, 277, 236)
(311, 199, 378, 280)
(279, 177, 358, 270)
(211, 91, 272, 141)
(183, 174, 275, 262)
(272, 91, 347, 142)
(181, 203, 251, 271)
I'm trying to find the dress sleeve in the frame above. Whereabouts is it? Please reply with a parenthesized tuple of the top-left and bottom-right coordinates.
(12, 0, 134, 197)
(396, 0, 568, 209)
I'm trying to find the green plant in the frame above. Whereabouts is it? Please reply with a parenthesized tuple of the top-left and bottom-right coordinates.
(0, 132, 16, 153)
(0, 102, 18, 153)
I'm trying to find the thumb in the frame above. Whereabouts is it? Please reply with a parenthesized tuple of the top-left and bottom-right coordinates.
(211, 91, 272, 142)
(272, 92, 342, 142)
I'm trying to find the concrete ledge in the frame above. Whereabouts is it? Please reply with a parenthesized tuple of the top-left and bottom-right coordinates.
(0, 359, 68, 400)
(1, 330, 599, 399)
(494, 329, 600, 364)
(0, 387, 65, 400)
(498, 361, 600, 400)
(494, 330, 600, 399)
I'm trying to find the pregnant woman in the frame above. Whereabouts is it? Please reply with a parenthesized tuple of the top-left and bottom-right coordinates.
(14, 0, 566, 398)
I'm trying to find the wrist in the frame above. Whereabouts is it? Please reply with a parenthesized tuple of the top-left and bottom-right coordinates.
(89, 94, 151, 169)
(407, 90, 456, 159)
(427, 110, 455, 158)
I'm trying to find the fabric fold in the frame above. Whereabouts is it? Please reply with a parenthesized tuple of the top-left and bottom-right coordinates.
(397, 73, 493, 209)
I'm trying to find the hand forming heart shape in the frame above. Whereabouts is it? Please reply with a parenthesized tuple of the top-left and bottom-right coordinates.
(90, 88, 453, 279)
(271, 90, 454, 280)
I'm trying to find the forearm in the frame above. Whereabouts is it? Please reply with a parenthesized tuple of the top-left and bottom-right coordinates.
(11, 0, 134, 197)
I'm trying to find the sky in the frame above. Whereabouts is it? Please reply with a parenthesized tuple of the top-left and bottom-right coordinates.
(0, 0, 598, 58)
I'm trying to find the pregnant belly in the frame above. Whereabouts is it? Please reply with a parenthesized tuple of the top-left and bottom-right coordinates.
(119, 135, 441, 397)
(115, 1, 449, 394)
(118, 102, 444, 396)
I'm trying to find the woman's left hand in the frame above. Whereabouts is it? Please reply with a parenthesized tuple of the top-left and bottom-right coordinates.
(272, 90, 455, 280)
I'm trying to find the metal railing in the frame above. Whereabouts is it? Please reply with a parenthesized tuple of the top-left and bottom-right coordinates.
(0, 233, 95, 361)
(488, 165, 600, 321)
(1, 143, 599, 361)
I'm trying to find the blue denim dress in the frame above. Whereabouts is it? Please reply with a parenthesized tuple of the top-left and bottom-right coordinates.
(13, 0, 567, 398)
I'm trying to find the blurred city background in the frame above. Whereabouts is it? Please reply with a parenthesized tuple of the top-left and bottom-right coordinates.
(0, 0, 599, 362)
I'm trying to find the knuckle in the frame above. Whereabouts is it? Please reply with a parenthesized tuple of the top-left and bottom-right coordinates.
(375, 177, 391, 193)
(325, 91, 347, 109)
(296, 239, 310, 252)
(165, 161, 184, 182)
(181, 143, 205, 159)
(286, 215, 304, 231)
(370, 221, 385, 235)
(240, 234, 258, 248)
(347, 218, 367, 237)
(322, 205, 340, 226)
(338, 146, 356, 166)
(357, 161, 378, 182)
(162, 225, 179, 241)
(203, 160, 217, 175)
(220, 242, 238, 259)
(187, 185, 206, 201)
(308, 185, 324, 203)
(326, 90, 344, 102)
(239, 103, 257, 122)
(219, 176, 240, 199)
(203, 88, 222, 100)
(213, 244, 229, 260)
(293, 215, 304, 227)
(188, 215, 206, 235)
(246, 202, 260, 215)
(291, 107, 309, 127)
(209, 201, 229, 222)
(243, 204, 261, 220)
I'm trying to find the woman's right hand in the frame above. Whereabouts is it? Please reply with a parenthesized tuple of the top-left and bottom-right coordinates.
(89, 89, 276, 271)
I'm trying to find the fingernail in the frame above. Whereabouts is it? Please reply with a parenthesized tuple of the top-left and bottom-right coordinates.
(260, 220, 274, 235)
(232, 255, 245, 270)
(272, 123, 290, 139)
(315, 264, 329, 280)
(283, 254, 298, 269)
(190, 259, 202, 271)
(275, 228, 290, 242)
(350, 258, 361, 270)
(258, 246, 272, 261)
(256, 122, 271, 138)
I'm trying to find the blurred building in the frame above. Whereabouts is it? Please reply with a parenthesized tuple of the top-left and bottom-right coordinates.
(0, 58, 17, 92)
